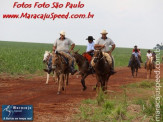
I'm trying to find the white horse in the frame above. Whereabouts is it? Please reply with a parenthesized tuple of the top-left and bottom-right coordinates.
(43, 51, 58, 84)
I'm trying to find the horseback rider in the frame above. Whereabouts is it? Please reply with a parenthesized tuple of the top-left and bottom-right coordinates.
(86, 36, 95, 57)
(93, 30, 116, 74)
(128, 49, 141, 68)
(132, 45, 140, 53)
(48, 31, 77, 75)
(145, 50, 155, 69)
(132, 45, 143, 63)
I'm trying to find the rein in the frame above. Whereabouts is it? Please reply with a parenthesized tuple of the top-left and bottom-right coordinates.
(94, 56, 104, 61)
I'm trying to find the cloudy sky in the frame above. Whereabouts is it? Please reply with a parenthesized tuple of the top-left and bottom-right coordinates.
(0, 0, 163, 49)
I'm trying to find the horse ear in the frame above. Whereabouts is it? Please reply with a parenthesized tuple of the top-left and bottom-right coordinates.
(75, 49, 80, 53)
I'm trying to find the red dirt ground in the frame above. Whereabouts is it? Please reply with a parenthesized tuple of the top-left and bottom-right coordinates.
(0, 65, 162, 122)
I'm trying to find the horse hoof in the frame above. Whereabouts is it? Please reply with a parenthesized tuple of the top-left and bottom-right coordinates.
(93, 87, 96, 91)
(57, 91, 60, 95)
(62, 87, 64, 91)
(82, 87, 87, 91)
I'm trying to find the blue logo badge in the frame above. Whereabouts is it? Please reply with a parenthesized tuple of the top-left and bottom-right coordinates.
(2, 105, 33, 121)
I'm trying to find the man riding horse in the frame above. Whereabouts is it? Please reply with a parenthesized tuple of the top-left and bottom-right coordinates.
(145, 50, 155, 69)
(83, 36, 95, 67)
(85, 36, 95, 57)
(128, 49, 141, 68)
(45, 31, 77, 75)
(132, 45, 143, 63)
(91, 30, 116, 74)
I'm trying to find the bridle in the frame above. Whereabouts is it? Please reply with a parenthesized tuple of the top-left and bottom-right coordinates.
(93, 50, 105, 62)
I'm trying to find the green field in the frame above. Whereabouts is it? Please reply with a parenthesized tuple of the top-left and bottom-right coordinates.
(0, 41, 162, 75)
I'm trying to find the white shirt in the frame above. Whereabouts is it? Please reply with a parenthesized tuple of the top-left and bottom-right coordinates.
(86, 42, 95, 52)
(146, 53, 152, 59)
(96, 37, 115, 52)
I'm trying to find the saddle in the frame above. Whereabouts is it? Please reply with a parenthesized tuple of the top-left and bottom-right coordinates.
(56, 51, 69, 64)
(82, 53, 92, 63)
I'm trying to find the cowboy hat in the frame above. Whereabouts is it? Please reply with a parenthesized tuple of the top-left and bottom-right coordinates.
(86, 36, 95, 40)
(101, 30, 108, 34)
(60, 31, 65, 36)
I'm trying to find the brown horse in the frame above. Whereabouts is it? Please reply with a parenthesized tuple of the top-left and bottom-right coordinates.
(52, 52, 69, 95)
(93, 49, 112, 92)
(72, 51, 94, 91)
(146, 57, 154, 79)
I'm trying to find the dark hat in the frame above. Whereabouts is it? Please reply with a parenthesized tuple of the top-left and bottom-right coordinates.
(147, 50, 151, 52)
(134, 45, 137, 47)
(86, 36, 95, 41)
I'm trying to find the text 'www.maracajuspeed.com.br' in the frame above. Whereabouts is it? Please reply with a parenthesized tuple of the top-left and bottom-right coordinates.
(2, 12, 94, 20)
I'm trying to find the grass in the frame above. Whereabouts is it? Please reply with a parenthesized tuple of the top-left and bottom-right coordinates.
(76, 88, 128, 121)
(122, 80, 155, 89)
(75, 79, 163, 122)
(0, 41, 163, 75)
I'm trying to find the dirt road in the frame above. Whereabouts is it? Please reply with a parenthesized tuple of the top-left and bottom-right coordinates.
(0, 65, 162, 122)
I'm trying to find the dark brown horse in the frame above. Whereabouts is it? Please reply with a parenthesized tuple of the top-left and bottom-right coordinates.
(52, 52, 69, 95)
(130, 54, 139, 77)
(72, 51, 94, 91)
(93, 49, 112, 92)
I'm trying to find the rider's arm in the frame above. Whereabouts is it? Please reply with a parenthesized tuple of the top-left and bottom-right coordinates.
(109, 44, 115, 53)
(69, 43, 75, 52)
(53, 46, 56, 52)
(94, 44, 105, 49)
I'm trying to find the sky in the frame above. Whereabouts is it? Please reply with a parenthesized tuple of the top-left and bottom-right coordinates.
(0, 0, 163, 49)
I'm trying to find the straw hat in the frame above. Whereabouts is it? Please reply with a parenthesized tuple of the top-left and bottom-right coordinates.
(101, 30, 108, 34)
(60, 31, 65, 36)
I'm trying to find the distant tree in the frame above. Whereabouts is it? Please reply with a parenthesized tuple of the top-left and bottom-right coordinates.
(154, 43, 163, 50)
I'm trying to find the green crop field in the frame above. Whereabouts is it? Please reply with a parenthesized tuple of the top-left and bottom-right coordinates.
(0, 41, 162, 75)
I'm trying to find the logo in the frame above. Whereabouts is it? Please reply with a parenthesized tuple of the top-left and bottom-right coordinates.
(2, 105, 33, 121)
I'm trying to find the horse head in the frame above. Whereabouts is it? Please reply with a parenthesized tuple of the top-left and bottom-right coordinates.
(93, 49, 103, 63)
(150, 56, 154, 63)
(43, 51, 51, 63)
(52, 52, 61, 70)
(131, 54, 137, 61)
(72, 50, 85, 65)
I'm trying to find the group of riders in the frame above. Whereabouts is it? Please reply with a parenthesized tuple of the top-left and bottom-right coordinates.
(128, 45, 156, 69)
(44, 30, 156, 75)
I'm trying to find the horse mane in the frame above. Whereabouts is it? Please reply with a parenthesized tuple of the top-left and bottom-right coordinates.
(74, 52, 86, 66)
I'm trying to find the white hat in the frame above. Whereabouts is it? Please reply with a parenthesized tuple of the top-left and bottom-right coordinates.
(101, 30, 108, 34)
(60, 31, 65, 36)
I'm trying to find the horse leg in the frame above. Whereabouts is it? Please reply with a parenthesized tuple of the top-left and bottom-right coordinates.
(147, 69, 149, 79)
(46, 73, 50, 84)
(66, 73, 69, 86)
(53, 71, 57, 84)
(136, 68, 138, 77)
(96, 81, 101, 97)
(102, 81, 105, 92)
(81, 74, 88, 91)
(57, 74, 62, 95)
(150, 69, 152, 78)
(62, 74, 65, 91)
(131, 67, 134, 77)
